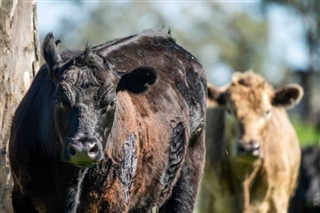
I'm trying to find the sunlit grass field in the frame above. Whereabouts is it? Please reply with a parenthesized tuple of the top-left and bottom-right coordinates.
(292, 117, 320, 147)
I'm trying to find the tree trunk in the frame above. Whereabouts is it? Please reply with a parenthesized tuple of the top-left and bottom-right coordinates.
(0, 0, 39, 211)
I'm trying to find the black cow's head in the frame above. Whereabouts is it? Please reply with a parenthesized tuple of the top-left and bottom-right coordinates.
(42, 33, 157, 168)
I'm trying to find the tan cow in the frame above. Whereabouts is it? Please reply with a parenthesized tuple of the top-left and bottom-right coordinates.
(199, 71, 303, 213)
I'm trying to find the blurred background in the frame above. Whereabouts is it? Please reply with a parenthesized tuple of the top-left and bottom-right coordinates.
(37, 0, 319, 147)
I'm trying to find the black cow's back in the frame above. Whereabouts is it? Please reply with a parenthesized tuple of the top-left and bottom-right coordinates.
(289, 146, 320, 213)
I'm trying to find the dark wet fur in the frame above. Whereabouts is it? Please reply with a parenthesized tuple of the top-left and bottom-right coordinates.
(9, 29, 206, 212)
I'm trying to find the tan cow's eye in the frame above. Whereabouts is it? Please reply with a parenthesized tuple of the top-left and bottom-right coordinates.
(264, 109, 272, 118)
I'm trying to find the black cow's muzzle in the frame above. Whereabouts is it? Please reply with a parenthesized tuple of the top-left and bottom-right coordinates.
(61, 139, 104, 168)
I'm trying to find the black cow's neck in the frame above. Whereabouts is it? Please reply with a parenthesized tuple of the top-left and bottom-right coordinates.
(65, 168, 88, 213)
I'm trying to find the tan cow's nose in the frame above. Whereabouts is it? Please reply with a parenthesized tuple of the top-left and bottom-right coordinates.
(237, 140, 260, 157)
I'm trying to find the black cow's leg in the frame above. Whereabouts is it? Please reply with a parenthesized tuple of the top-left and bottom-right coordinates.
(158, 131, 205, 213)
(12, 184, 37, 213)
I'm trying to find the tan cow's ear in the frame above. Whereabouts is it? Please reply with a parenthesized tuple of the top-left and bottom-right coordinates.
(272, 84, 304, 109)
(207, 84, 226, 108)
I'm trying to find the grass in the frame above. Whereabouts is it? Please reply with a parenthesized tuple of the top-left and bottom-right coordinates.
(291, 117, 320, 147)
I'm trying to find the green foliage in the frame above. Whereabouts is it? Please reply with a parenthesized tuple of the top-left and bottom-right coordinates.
(291, 117, 320, 146)
(43, 2, 269, 85)
(38, 1, 318, 128)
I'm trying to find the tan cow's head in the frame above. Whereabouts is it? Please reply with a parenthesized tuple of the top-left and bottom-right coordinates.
(208, 71, 303, 162)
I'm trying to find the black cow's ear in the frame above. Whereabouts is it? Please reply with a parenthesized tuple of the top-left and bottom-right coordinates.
(207, 84, 226, 108)
(116, 67, 157, 93)
(42, 32, 62, 78)
(272, 84, 304, 109)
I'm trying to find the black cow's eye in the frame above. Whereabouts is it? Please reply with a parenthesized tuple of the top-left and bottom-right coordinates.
(55, 97, 63, 108)
(55, 92, 70, 109)
(101, 98, 116, 114)
(100, 97, 108, 109)
(107, 100, 116, 111)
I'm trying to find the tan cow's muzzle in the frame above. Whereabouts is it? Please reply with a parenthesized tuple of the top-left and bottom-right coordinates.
(236, 139, 261, 161)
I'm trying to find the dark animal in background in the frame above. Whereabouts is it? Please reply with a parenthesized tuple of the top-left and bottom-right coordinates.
(9, 29, 207, 213)
(199, 71, 303, 213)
(289, 145, 320, 213)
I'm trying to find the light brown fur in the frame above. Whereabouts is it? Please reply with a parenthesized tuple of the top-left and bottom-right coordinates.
(200, 71, 303, 213)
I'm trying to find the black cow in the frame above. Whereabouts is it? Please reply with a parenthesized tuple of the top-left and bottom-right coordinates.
(9, 29, 207, 213)
(289, 145, 320, 213)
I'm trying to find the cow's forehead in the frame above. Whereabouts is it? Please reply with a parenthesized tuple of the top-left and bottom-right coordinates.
(58, 48, 116, 87)
(59, 64, 115, 91)
(61, 67, 100, 86)
(227, 72, 274, 115)
(58, 66, 116, 107)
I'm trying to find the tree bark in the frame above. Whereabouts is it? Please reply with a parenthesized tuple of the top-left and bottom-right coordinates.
(0, 0, 39, 211)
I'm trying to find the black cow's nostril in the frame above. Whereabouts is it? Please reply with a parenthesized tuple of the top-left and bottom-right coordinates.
(68, 144, 77, 156)
(88, 142, 98, 154)
(87, 142, 99, 159)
